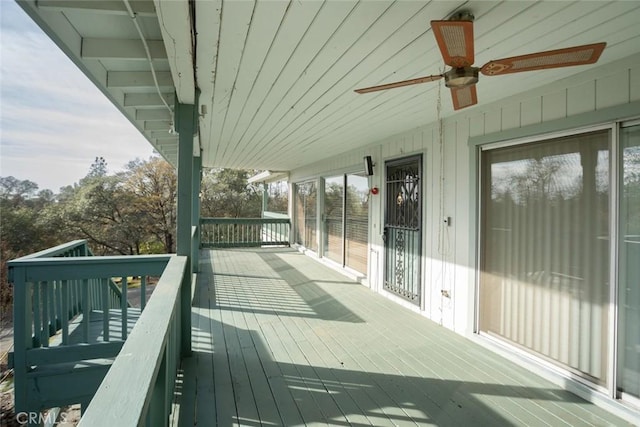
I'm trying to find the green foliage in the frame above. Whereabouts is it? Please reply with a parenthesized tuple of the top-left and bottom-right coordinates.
(265, 181, 288, 214)
(1, 163, 268, 315)
(201, 169, 262, 218)
(0, 177, 60, 320)
(84, 156, 108, 181)
(123, 157, 177, 253)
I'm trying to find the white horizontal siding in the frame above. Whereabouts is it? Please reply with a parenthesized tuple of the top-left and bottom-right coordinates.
(289, 53, 640, 335)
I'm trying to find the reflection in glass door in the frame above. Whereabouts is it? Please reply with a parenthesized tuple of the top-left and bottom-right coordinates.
(480, 130, 611, 385)
(323, 176, 344, 264)
(618, 124, 640, 400)
(295, 181, 317, 252)
(321, 174, 369, 275)
(345, 175, 369, 273)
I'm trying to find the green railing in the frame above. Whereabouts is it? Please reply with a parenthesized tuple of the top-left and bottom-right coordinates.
(200, 217, 290, 248)
(78, 255, 187, 427)
(8, 240, 172, 418)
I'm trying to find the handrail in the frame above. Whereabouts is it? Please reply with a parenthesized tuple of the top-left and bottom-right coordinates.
(78, 256, 187, 426)
(200, 217, 290, 224)
(15, 239, 89, 260)
(200, 217, 290, 248)
(13, 239, 129, 306)
(9, 251, 171, 416)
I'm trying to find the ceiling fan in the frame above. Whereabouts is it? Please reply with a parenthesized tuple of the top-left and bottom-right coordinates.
(354, 12, 606, 110)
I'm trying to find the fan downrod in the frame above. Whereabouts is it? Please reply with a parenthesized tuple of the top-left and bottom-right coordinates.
(450, 11, 474, 22)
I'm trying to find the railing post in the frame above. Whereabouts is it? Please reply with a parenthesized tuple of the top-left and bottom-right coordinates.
(176, 101, 195, 356)
(10, 265, 30, 414)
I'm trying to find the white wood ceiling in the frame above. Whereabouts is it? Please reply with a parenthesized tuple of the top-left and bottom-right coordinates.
(17, 1, 640, 171)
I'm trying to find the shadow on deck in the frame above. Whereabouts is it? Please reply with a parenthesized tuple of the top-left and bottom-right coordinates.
(172, 248, 629, 426)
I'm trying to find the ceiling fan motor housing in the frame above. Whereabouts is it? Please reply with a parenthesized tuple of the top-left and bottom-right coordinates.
(444, 67, 479, 88)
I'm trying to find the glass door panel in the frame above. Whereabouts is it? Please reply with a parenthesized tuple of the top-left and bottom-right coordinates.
(480, 130, 611, 384)
(345, 174, 369, 274)
(618, 124, 640, 398)
(323, 176, 344, 264)
(295, 181, 317, 252)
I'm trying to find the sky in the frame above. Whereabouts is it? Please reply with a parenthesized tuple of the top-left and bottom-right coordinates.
(0, 1, 156, 193)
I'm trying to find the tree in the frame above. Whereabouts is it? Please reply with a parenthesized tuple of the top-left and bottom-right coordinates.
(0, 177, 58, 320)
(266, 180, 288, 213)
(0, 176, 39, 207)
(84, 156, 108, 180)
(60, 168, 146, 255)
(201, 169, 261, 218)
(124, 157, 177, 253)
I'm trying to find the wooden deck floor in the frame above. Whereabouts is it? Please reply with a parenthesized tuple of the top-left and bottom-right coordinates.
(173, 248, 630, 426)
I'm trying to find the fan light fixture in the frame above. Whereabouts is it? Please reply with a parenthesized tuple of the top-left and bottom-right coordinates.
(444, 68, 479, 88)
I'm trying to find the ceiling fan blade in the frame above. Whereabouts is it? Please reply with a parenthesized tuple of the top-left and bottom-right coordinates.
(451, 85, 477, 110)
(431, 20, 474, 67)
(480, 42, 606, 76)
(354, 74, 443, 94)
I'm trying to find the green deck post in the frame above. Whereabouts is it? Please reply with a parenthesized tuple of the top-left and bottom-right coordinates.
(262, 181, 268, 216)
(192, 155, 201, 273)
(10, 266, 29, 414)
(176, 101, 195, 356)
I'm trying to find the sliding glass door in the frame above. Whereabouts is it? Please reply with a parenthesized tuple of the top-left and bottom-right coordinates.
(480, 130, 611, 384)
(321, 174, 369, 274)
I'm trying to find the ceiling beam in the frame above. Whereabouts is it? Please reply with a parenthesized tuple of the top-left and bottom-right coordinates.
(153, 0, 196, 104)
(144, 121, 172, 131)
(36, 0, 157, 17)
(156, 145, 178, 153)
(82, 38, 167, 60)
(107, 71, 173, 88)
(125, 92, 175, 107)
(148, 130, 173, 139)
(144, 120, 171, 130)
(136, 109, 172, 121)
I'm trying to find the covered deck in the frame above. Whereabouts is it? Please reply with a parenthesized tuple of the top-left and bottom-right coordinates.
(173, 248, 628, 426)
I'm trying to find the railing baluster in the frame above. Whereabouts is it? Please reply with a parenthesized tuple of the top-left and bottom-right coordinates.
(199, 217, 291, 248)
(69, 281, 75, 319)
(47, 281, 55, 338)
(102, 278, 109, 342)
(77, 278, 82, 315)
(82, 279, 90, 343)
(122, 276, 128, 339)
(55, 280, 63, 331)
(33, 282, 41, 348)
(42, 282, 49, 346)
(62, 280, 69, 345)
(141, 276, 147, 311)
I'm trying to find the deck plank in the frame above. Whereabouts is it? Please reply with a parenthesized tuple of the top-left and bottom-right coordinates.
(172, 248, 633, 427)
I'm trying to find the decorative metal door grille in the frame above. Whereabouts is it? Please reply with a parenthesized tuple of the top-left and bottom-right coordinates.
(384, 156, 422, 303)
